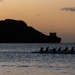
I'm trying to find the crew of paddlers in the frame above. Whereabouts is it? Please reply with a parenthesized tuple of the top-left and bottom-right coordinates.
(39, 47, 75, 54)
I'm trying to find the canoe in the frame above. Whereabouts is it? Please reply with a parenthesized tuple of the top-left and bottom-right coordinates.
(31, 51, 75, 54)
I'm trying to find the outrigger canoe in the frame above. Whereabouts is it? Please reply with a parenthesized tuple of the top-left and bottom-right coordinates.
(31, 50, 75, 54)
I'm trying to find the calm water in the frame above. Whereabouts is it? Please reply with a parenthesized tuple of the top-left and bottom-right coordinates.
(0, 43, 75, 75)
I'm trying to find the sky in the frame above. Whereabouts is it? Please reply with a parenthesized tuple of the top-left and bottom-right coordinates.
(0, 0, 75, 43)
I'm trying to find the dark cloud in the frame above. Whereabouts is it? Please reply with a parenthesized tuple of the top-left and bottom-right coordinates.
(61, 7, 75, 11)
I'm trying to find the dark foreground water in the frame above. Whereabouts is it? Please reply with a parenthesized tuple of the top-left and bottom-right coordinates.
(0, 43, 75, 75)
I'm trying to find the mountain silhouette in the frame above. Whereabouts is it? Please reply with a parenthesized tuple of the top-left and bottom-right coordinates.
(0, 19, 61, 43)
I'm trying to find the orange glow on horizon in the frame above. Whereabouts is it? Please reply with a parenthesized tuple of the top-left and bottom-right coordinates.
(0, 0, 75, 42)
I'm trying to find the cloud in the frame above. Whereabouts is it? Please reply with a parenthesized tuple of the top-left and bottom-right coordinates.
(0, 0, 2, 2)
(61, 7, 75, 11)
(36, 13, 40, 16)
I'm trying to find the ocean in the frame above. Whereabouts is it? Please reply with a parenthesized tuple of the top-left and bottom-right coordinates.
(0, 43, 75, 75)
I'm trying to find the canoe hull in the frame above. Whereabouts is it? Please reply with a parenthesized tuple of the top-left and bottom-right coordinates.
(32, 51, 75, 54)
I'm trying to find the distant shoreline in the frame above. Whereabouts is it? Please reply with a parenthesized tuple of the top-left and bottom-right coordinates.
(0, 19, 61, 43)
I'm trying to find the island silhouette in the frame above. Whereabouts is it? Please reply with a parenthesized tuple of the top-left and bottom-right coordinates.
(0, 19, 61, 43)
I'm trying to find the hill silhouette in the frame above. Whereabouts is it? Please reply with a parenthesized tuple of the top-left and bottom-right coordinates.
(0, 19, 61, 43)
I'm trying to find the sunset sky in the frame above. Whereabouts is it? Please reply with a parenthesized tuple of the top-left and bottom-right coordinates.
(0, 0, 75, 43)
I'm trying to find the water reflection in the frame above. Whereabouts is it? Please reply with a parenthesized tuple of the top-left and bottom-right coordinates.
(0, 43, 75, 75)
